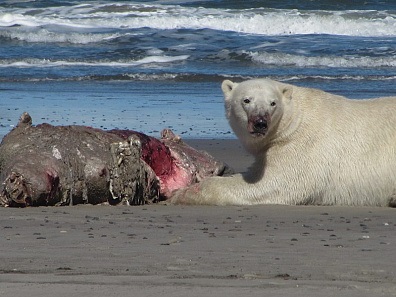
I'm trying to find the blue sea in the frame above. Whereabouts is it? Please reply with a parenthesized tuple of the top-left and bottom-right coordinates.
(0, 0, 395, 139)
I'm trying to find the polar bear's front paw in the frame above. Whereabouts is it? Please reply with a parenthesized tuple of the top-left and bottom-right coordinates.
(169, 183, 205, 205)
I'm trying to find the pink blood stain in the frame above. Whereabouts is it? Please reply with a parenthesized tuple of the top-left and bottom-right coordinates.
(108, 130, 182, 197)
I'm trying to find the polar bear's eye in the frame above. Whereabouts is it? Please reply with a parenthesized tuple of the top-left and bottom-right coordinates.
(270, 101, 276, 107)
(243, 98, 251, 104)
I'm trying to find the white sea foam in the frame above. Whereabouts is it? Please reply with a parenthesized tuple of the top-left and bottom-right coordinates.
(0, 55, 190, 68)
(280, 75, 396, 81)
(248, 51, 396, 68)
(0, 29, 120, 44)
(0, 3, 395, 43)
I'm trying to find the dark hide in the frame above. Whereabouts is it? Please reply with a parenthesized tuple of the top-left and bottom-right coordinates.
(0, 113, 229, 207)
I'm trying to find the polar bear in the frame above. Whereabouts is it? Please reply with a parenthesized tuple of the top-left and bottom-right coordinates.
(170, 78, 396, 206)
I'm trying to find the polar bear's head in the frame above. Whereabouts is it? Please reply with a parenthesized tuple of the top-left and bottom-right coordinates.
(221, 78, 292, 152)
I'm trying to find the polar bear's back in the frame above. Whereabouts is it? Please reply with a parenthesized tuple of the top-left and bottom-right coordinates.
(292, 85, 396, 139)
(281, 85, 396, 206)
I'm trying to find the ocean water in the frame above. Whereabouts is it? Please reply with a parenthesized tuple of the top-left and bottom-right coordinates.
(0, 0, 395, 139)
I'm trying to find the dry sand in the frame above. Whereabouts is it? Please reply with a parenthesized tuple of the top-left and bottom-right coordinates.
(0, 139, 395, 297)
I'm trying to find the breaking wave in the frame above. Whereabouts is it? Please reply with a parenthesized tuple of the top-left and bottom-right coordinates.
(1, 50, 393, 70)
(0, 55, 190, 68)
(248, 51, 396, 68)
(0, 3, 395, 46)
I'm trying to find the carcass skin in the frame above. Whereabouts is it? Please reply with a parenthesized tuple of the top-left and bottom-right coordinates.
(0, 113, 229, 207)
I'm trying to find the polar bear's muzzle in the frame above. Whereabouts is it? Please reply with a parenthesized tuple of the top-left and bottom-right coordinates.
(248, 114, 270, 136)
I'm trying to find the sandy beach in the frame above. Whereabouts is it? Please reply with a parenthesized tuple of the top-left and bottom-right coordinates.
(0, 139, 395, 297)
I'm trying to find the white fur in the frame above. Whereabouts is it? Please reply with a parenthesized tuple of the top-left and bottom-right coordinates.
(171, 78, 396, 206)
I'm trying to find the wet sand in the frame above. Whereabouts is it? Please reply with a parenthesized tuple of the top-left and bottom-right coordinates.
(185, 138, 253, 173)
(0, 139, 395, 297)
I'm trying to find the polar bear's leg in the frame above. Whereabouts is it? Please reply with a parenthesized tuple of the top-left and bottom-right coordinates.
(169, 174, 277, 205)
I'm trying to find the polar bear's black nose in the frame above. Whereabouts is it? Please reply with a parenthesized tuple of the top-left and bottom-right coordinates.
(253, 119, 268, 132)
(248, 115, 270, 136)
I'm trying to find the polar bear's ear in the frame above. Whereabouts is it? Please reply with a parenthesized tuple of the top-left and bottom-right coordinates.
(221, 80, 237, 99)
(282, 86, 293, 100)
